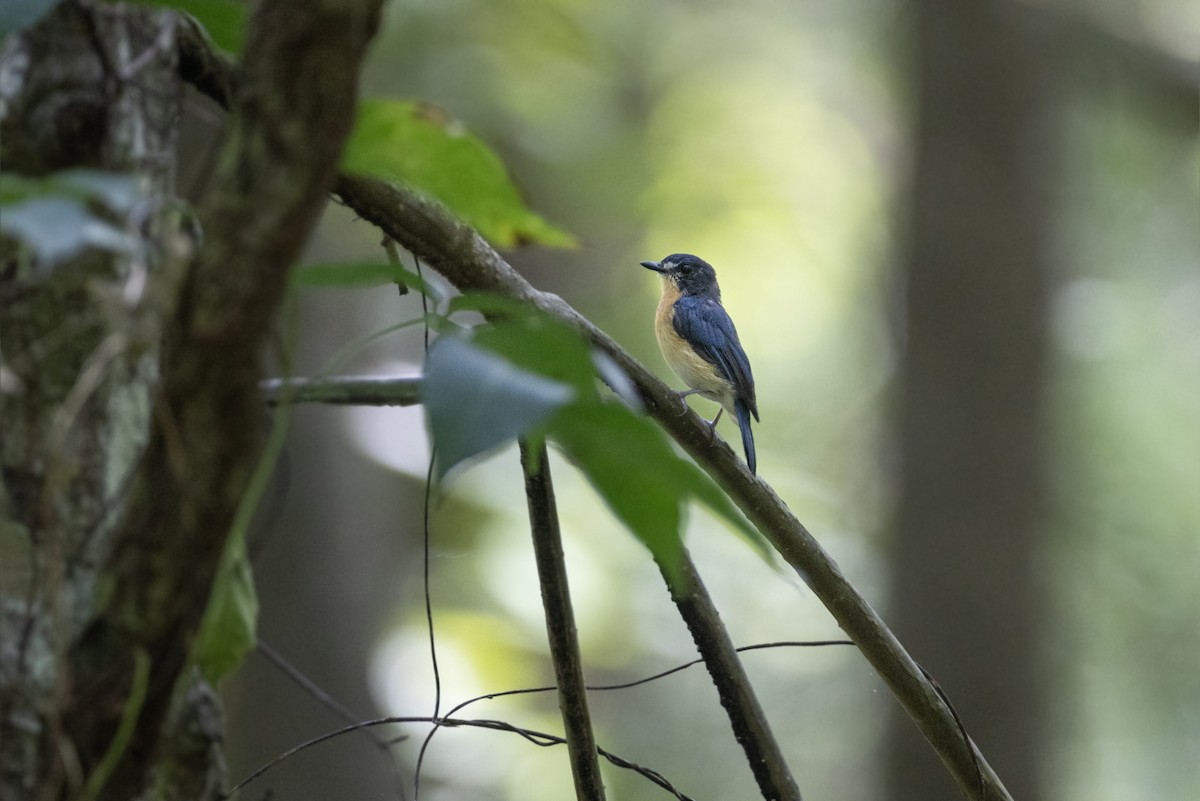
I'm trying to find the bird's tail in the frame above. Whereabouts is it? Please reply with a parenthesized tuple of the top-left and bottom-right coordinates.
(735, 398, 757, 475)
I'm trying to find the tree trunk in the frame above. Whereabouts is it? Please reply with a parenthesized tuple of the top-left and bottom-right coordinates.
(2, 4, 187, 798)
(1, 2, 382, 799)
(885, 1, 1057, 799)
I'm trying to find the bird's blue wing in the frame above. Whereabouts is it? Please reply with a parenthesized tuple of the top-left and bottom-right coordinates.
(672, 296, 758, 417)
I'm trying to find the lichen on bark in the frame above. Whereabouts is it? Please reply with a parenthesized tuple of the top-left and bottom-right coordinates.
(2, 1, 382, 798)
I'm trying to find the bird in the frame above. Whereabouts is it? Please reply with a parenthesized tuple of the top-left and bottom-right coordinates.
(641, 253, 760, 474)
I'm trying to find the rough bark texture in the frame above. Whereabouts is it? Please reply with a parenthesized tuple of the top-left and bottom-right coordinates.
(2, 4, 185, 798)
(885, 1, 1056, 799)
(1, 1, 382, 799)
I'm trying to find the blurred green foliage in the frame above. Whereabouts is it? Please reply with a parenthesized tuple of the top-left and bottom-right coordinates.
(0, 170, 142, 270)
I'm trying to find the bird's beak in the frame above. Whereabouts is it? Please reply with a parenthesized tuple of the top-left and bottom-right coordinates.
(640, 260, 666, 273)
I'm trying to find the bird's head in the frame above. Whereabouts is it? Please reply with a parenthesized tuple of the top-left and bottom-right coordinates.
(640, 253, 721, 299)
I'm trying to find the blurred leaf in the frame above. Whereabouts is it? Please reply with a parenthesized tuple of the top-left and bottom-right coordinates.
(424, 336, 575, 479)
(340, 99, 574, 249)
(0, 174, 35, 204)
(192, 527, 257, 683)
(551, 403, 685, 579)
(121, 0, 247, 54)
(550, 400, 771, 573)
(664, 446, 774, 563)
(471, 311, 599, 397)
(448, 291, 534, 320)
(0, 197, 138, 271)
(0, 0, 58, 39)
(53, 169, 141, 213)
(0, 169, 138, 212)
(591, 350, 644, 412)
(192, 343, 300, 682)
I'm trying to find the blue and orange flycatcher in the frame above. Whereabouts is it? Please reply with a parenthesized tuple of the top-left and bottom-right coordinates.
(641, 253, 759, 474)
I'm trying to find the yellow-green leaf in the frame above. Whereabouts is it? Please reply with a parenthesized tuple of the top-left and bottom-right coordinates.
(341, 99, 574, 249)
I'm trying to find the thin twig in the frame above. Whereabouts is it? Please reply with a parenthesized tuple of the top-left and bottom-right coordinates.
(259, 375, 421, 406)
(519, 439, 607, 801)
(256, 641, 409, 800)
(223, 715, 693, 801)
(438, 640, 855, 720)
(381, 235, 410, 295)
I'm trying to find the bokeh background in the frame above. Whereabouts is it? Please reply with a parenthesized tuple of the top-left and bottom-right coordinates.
(212, 1, 1199, 799)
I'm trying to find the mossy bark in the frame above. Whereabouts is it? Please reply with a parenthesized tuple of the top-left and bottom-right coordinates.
(0, 2, 382, 799)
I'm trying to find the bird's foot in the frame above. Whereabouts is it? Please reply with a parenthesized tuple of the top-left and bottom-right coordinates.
(673, 388, 701, 415)
(704, 408, 725, 442)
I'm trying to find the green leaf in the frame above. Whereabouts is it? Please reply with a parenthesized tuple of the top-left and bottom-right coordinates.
(551, 402, 685, 579)
(193, 368, 301, 683)
(470, 311, 599, 398)
(340, 99, 574, 249)
(192, 527, 257, 683)
(0, 0, 59, 43)
(0, 174, 36, 204)
(447, 291, 535, 320)
(551, 400, 772, 570)
(661, 446, 774, 563)
(120, 0, 247, 54)
(424, 336, 576, 479)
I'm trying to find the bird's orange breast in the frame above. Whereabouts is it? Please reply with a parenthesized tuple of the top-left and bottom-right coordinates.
(654, 277, 736, 412)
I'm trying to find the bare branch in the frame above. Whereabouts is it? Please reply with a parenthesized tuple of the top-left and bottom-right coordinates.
(519, 439, 607, 801)
(658, 553, 803, 800)
(260, 375, 421, 406)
